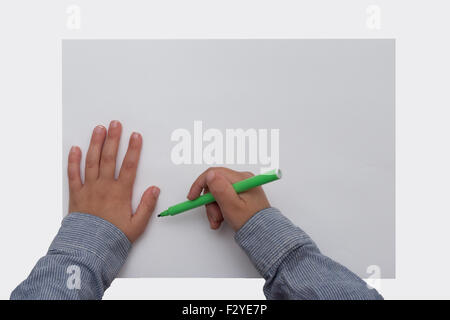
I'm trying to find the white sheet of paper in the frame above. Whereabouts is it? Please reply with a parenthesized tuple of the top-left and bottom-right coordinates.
(62, 40, 395, 278)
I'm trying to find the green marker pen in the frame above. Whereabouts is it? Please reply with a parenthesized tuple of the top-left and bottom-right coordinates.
(158, 169, 282, 217)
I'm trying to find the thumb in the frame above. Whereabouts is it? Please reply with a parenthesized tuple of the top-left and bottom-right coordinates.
(206, 170, 242, 214)
(132, 186, 160, 234)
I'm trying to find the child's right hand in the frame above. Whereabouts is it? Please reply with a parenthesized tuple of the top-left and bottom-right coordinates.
(187, 168, 271, 231)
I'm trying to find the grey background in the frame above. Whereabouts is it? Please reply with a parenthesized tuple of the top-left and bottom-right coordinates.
(63, 40, 395, 278)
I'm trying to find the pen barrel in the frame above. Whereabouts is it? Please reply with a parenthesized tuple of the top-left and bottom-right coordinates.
(167, 193, 216, 215)
(232, 169, 281, 193)
(166, 169, 281, 216)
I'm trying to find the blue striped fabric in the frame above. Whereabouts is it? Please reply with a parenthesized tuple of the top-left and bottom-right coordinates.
(11, 208, 382, 300)
(235, 207, 383, 300)
(11, 213, 131, 300)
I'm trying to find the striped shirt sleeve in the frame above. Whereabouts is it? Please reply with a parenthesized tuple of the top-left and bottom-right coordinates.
(235, 207, 383, 300)
(10, 212, 131, 300)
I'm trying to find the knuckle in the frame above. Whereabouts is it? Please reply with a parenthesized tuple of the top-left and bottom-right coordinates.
(191, 184, 201, 194)
(243, 171, 254, 178)
(85, 158, 97, 169)
(68, 170, 78, 181)
(206, 167, 222, 173)
(123, 160, 136, 170)
(102, 153, 115, 163)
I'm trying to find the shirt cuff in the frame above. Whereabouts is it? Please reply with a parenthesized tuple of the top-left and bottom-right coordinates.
(48, 212, 131, 285)
(234, 207, 315, 277)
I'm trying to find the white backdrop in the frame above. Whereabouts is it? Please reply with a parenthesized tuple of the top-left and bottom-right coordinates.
(62, 39, 395, 278)
(0, 0, 449, 299)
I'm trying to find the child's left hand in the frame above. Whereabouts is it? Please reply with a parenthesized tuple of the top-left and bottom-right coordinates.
(67, 120, 160, 242)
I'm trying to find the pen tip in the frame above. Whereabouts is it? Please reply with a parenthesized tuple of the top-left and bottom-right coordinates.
(157, 214, 161, 217)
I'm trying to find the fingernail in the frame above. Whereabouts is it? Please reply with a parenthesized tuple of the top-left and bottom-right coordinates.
(94, 125, 105, 134)
(206, 170, 215, 183)
(132, 132, 141, 140)
(70, 146, 76, 153)
(152, 187, 160, 198)
(110, 120, 120, 128)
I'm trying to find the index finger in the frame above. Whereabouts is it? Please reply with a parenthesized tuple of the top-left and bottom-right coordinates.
(186, 167, 246, 200)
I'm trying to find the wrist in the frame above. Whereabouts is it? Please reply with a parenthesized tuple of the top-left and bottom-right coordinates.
(232, 205, 271, 232)
(234, 207, 315, 277)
